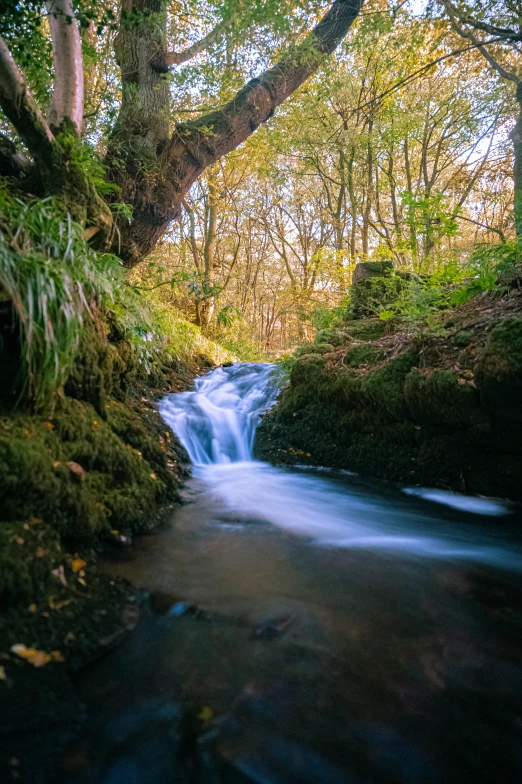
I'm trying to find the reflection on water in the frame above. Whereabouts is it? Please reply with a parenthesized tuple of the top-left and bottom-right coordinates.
(54, 363, 522, 783)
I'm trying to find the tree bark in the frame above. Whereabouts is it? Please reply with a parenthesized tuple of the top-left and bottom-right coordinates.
(512, 84, 522, 241)
(109, 0, 365, 266)
(0, 36, 56, 169)
(46, 0, 84, 134)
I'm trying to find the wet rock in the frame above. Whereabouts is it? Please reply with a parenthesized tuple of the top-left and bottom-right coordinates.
(58, 699, 189, 784)
(252, 615, 294, 640)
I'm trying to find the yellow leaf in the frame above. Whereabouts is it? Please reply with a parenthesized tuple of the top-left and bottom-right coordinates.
(28, 604, 36, 613)
(150, 473, 157, 480)
(198, 706, 214, 722)
(10, 644, 63, 668)
(71, 559, 86, 573)
(78, 577, 87, 587)
(43, 421, 54, 429)
(15, 537, 24, 545)
(23, 523, 29, 531)
(30, 517, 43, 524)
(36, 547, 46, 558)
(110, 530, 119, 535)
(53, 460, 61, 468)
(0, 666, 6, 680)
(49, 596, 72, 610)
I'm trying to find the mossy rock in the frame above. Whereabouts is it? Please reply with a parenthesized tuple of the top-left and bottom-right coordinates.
(343, 344, 384, 368)
(358, 349, 418, 420)
(294, 343, 335, 357)
(350, 275, 408, 320)
(404, 368, 486, 430)
(454, 329, 474, 347)
(315, 328, 352, 347)
(341, 319, 387, 341)
(476, 317, 522, 412)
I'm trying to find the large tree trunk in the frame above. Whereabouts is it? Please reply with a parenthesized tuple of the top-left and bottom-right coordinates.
(108, 0, 365, 267)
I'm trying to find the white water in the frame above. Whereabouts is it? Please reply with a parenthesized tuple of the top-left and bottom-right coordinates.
(160, 363, 521, 570)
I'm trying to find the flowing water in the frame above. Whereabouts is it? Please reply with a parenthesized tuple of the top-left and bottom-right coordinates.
(57, 363, 522, 783)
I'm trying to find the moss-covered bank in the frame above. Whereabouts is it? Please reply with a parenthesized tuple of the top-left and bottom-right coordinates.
(255, 291, 522, 501)
(0, 321, 202, 767)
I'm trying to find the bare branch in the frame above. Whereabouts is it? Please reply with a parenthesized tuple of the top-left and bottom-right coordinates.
(46, 0, 84, 133)
(0, 35, 56, 166)
(166, 17, 235, 67)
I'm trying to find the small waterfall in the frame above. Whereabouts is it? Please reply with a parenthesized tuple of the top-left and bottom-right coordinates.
(160, 363, 279, 465)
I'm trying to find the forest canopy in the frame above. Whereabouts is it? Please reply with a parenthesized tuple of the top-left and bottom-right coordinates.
(0, 0, 520, 373)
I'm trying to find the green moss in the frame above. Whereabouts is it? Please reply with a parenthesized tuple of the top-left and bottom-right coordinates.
(315, 328, 352, 347)
(359, 349, 418, 419)
(294, 343, 335, 356)
(0, 522, 62, 606)
(343, 344, 384, 368)
(454, 329, 473, 347)
(404, 368, 486, 430)
(350, 275, 407, 319)
(340, 319, 387, 341)
(476, 317, 522, 409)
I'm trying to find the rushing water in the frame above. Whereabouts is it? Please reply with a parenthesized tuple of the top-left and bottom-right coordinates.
(51, 363, 522, 784)
(159, 363, 520, 570)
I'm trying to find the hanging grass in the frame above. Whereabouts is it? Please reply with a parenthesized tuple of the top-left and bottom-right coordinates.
(0, 188, 122, 411)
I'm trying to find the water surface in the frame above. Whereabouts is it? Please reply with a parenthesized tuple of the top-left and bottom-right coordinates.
(59, 363, 522, 783)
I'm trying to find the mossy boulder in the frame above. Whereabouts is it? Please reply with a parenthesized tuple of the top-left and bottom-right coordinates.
(256, 304, 522, 499)
(350, 274, 408, 320)
(476, 318, 522, 413)
(343, 344, 384, 368)
(341, 319, 387, 341)
(404, 368, 486, 430)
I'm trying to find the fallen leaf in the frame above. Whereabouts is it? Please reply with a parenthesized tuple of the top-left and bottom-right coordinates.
(71, 559, 86, 573)
(30, 517, 43, 524)
(36, 547, 46, 558)
(15, 537, 24, 545)
(53, 460, 61, 468)
(150, 473, 157, 480)
(0, 666, 6, 680)
(43, 421, 54, 430)
(23, 523, 29, 531)
(28, 604, 36, 613)
(198, 706, 214, 722)
(78, 578, 87, 587)
(49, 596, 72, 610)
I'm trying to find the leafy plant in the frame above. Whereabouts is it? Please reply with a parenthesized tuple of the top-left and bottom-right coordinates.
(0, 190, 122, 410)
(450, 241, 521, 305)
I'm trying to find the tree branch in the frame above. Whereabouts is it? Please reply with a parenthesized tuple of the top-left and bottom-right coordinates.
(167, 0, 364, 193)
(439, 0, 521, 84)
(46, 0, 84, 133)
(165, 17, 235, 67)
(0, 133, 32, 177)
(0, 35, 56, 167)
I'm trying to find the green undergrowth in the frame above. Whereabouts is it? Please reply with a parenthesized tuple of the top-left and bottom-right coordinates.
(255, 299, 522, 500)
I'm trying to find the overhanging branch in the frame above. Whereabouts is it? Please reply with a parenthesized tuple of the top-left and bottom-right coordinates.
(170, 0, 365, 175)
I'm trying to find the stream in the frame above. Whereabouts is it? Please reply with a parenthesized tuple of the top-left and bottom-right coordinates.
(58, 363, 522, 783)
